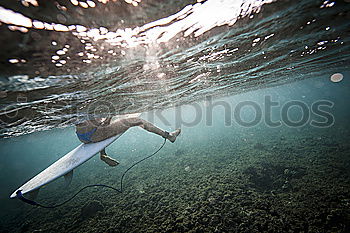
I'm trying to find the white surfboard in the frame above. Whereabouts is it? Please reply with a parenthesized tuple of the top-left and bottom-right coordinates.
(10, 133, 123, 199)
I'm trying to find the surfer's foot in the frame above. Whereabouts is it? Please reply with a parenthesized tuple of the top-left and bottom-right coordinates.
(166, 129, 181, 143)
(100, 154, 119, 167)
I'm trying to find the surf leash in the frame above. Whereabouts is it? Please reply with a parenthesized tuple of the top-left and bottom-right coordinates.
(15, 138, 167, 209)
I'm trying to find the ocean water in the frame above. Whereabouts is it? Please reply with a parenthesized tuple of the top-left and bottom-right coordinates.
(1, 0, 350, 232)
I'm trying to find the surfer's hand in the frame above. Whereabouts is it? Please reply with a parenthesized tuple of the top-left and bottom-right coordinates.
(101, 117, 112, 126)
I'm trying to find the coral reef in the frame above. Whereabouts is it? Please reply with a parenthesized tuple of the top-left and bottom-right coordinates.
(2, 129, 350, 232)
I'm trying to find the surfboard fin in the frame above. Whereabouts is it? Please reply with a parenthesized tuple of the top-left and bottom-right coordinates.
(64, 170, 73, 187)
(27, 188, 40, 200)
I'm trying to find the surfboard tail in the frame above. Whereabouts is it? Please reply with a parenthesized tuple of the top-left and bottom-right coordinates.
(10, 132, 123, 200)
(9, 188, 40, 199)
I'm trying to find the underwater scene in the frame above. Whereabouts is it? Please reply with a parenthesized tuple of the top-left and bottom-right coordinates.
(1, 0, 350, 232)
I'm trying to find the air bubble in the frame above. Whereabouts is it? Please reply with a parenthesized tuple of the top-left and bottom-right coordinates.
(330, 73, 343, 83)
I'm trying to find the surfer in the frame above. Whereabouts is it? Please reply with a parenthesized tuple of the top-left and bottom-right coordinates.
(76, 116, 181, 166)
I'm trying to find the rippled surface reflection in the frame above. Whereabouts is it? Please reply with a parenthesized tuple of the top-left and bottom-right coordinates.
(0, 0, 349, 137)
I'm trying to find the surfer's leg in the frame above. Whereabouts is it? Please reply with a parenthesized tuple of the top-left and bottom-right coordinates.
(91, 119, 130, 142)
(92, 117, 180, 142)
(94, 117, 180, 166)
(121, 117, 181, 143)
(99, 148, 119, 167)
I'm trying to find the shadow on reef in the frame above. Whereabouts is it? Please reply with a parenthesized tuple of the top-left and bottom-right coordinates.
(243, 162, 306, 193)
(79, 200, 104, 220)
